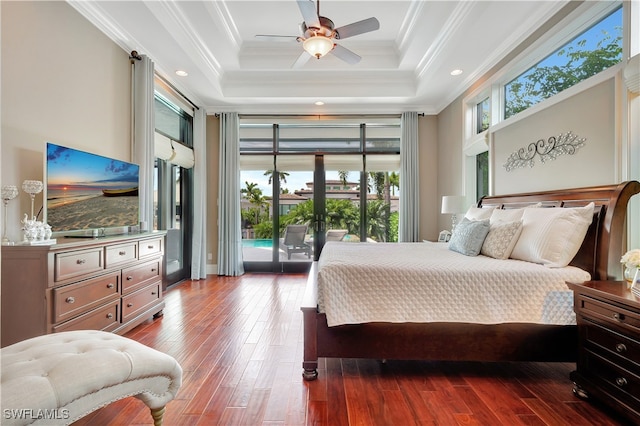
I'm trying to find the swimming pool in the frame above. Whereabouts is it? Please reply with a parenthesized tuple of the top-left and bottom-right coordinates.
(242, 239, 273, 248)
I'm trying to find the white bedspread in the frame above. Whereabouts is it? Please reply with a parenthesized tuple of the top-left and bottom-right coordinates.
(317, 242, 590, 327)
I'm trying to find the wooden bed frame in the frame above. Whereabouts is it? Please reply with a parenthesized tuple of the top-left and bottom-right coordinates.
(301, 181, 640, 380)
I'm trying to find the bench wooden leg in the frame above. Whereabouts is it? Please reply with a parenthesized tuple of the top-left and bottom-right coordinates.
(150, 406, 166, 426)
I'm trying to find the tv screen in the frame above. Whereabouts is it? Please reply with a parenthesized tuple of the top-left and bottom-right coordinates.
(45, 142, 140, 234)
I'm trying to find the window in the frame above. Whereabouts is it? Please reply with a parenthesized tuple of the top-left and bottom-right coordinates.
(476, 151, 489, 201)
(504, 6, 622, 119)
(476, 98, 490, 133)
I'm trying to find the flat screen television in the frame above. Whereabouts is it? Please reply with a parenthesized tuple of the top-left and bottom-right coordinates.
(45, 142, 140, 236)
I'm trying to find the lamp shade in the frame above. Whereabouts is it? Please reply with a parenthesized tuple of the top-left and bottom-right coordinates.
(303, 36, 334, 59)
(441, 195, 466, 214)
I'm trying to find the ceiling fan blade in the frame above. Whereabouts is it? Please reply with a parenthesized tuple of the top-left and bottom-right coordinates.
(297, 0, 320, 29)
(334, 17, 380, 39)
(292, 50, 312, 68)
(255, 35, 299, 42)
(330, 44, 361, 65)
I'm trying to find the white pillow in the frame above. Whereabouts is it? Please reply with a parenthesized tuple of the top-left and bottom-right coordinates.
(465, 206, 496, 221)
(481, 220, 523, 260)
(510, 202, 595, 267)
(490, 208, 524, 225)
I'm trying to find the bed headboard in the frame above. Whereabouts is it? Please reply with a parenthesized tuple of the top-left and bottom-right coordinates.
(479, 181, 640, 280)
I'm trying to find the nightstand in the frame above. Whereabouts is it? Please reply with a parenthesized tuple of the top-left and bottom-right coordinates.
(567, 280, 640, 423)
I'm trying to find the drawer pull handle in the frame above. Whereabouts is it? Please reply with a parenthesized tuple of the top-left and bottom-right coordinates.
(151, 291, 157, 295)
(106, 313, 113, 319)
(65, 296, 75, 304)
(612, 313, 624, 322)
(127, 303, 134, 308)
(151, 268, 157, 272)
(119, 251, 126, 256)
(76, 259, 86, 265)
(126, 276, 133, 281)
(615, 377, 627, 387)
(147, 245, 154, 249)
(615, 343, 627, 353)
(107, 283, 115, 289)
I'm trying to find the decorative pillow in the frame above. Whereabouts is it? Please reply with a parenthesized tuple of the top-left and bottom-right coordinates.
(510, 202, 595, 267)
(490, 208, 524, 225)
(465, 206, 496, 221)
(448, 218, 491, 256)
(481, 220, 523, 259)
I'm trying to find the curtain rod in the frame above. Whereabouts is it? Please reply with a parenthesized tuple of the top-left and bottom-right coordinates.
(214, 113, 424, 118)
(231, 113, 405, 119)
(130, 51, 199, 111)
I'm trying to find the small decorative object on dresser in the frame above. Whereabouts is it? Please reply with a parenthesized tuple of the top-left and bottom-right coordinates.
(1, 185, 19, 245)
(621, 248, 640, 291)
(566, 280, 640, 423)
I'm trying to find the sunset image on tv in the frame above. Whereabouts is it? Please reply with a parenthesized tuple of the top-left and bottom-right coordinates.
(46, 142, 140, 232)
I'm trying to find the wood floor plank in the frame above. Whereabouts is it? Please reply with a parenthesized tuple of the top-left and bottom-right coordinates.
(70, 274, 629, 426)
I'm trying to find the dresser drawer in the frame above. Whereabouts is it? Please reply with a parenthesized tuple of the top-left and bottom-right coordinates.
(122, 283, 161, 322)
(53, 272, 120, 323)
(139, 237, 163, 258)
(578, 294, 640, 335)
(105, 243, 138, 268)
(122, 259, 161, 293)
(583, 349, 640, 407)
(55, 248, 104, 282)
(53, 300, 120, 333)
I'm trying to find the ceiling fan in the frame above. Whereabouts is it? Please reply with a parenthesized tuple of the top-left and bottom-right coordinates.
(255, 0, 380, 67)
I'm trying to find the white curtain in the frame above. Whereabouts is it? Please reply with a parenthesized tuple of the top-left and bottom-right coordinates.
(217, 112, 245, 276)
(191, 108, 207, 279)
(131, 54, 155, 229)
(399, 111, 420, 242)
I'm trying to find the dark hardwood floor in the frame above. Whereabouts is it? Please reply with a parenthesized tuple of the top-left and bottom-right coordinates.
(73, 273, 631, 425)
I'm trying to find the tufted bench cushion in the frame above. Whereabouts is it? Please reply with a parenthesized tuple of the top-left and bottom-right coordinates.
(0, 330, 182, 426)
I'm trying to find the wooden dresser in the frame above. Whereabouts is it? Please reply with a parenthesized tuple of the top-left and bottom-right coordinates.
(567, 280, 640, 423)
(1, 232, 166, 347)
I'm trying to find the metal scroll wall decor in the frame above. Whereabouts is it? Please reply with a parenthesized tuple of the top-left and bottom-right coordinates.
(503, 131, 586, 172)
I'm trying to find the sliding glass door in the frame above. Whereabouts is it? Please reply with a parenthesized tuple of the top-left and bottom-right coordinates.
(239, 117, 401, 272)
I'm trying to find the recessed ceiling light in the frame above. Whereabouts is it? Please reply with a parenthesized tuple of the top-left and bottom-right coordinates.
(450, 69, 463, 76)
(175, 70, 188, 77)
(315, 101, 324, 106)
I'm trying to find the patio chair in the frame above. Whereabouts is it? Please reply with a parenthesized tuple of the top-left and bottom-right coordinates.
(326, 229, 348, 241)
(279, 224, 312, 259)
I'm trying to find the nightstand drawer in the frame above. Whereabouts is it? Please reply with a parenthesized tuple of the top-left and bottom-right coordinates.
(583, 349, 640, 406)
(105, 243, 138, 268)
(578, 294, 640, 335)
(583, 318, 640, 366)
(55, 248, 104, 282)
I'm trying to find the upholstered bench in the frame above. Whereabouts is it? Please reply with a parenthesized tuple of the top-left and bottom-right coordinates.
(0, 330, 182, 426)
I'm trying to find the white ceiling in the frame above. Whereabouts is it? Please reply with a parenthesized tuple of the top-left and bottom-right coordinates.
(69, 0, 568, 115)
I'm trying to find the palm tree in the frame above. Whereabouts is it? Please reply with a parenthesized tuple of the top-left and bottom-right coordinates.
(389, 172, 399, 196)
(241, 181, 266, 224)
(264, 170, 290, 186)
(338, 170, 349, 187)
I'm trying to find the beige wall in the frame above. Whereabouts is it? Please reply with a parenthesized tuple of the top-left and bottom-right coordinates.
(492, 78, 616, 194)
(1, 1, 131, 242)
(418, 115, 439, 241)
(436, 98, 465, 234)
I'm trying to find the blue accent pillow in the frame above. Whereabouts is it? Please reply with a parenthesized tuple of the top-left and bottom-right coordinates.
(448, 217, 491, 256)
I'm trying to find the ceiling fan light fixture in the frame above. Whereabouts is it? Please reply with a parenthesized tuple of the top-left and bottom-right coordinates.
(303, 35, 334, 59)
